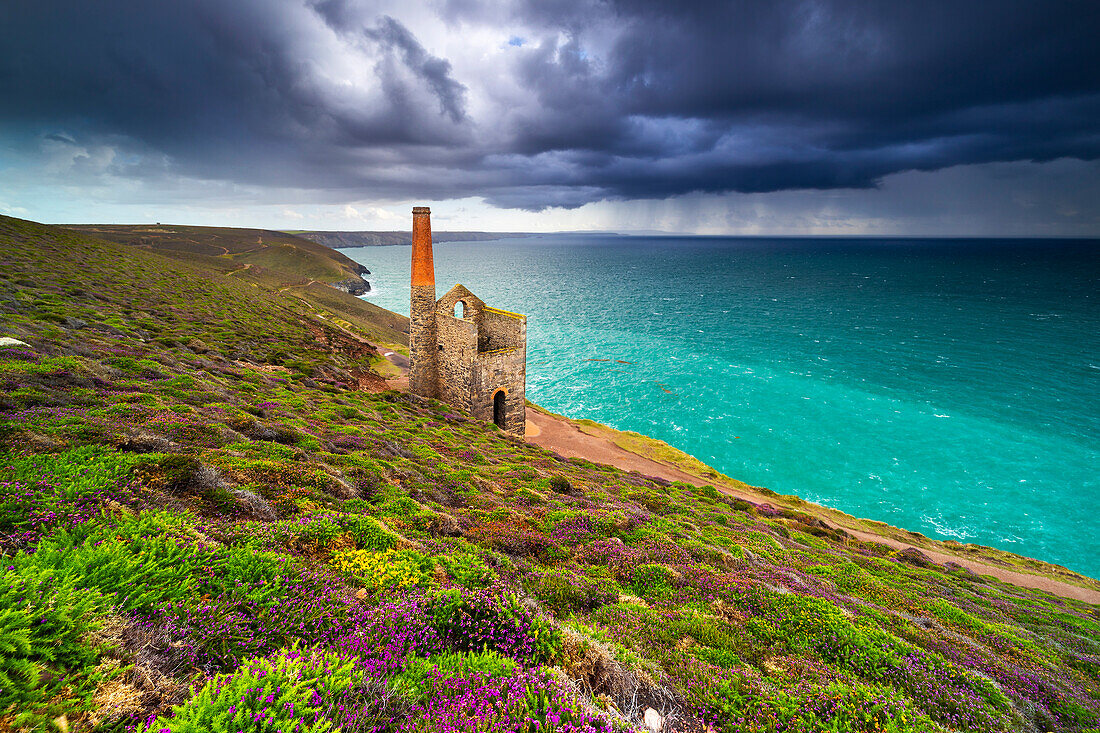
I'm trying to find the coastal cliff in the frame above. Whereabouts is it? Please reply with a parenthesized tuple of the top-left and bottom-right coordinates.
(2, 215, 1098, 733)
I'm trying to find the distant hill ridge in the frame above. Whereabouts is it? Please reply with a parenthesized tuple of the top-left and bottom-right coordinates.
(292, 230, 533, 248)
(66, 224, 375, 295)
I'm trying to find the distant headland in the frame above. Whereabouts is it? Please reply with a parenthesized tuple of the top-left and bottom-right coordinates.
(291, 230, 534, 248)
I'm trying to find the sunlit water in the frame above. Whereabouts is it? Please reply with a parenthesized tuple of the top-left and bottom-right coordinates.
(346, 236, 1100, 579)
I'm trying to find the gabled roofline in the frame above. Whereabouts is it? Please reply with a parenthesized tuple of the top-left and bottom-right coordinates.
(482, 305, 526, 321)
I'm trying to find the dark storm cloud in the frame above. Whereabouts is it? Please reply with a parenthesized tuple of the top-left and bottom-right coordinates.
(1, 0, 1098, 209)
(0, 0, 471, 189)
(365, 17, 468, 123)
(491, 0, 1100, 204)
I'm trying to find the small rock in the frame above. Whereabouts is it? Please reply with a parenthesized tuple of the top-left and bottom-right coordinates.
(62, 317, 88, 329)
(0, 337, 29, 347)
(643, 707, 663, 732)
(230, 488, 277, 521)
(897, 546, 936, 568)
(431, 513, 463, 537)
(104, 500, 135, 519)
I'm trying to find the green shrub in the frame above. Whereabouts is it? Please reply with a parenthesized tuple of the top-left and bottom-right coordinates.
(2, 445, 142, 499)
(548, 475, 573, 493)
(0, 567, 111, 727)
(391, 650, 518, 703)
(0, 446, 142, 538)
(426, 588, 562, 665)
(207, 546, 294, 605)
(344, 514, 399, 551)
(528, 569, 619, 614)
(729, 498, 754, 513)
(438, 551, 496, 589)
(12, 532, 204, 612)
(152, 648, 359, 732)
(628, 563, 675, 597)
(691, 646, 742, 668)
(295, 515, 343, 548)
(108, 509, 198, 543)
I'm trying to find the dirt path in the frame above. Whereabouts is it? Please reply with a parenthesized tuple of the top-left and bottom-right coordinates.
(279, 279, 321, 293)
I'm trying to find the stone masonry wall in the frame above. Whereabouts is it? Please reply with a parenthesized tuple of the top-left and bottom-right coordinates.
(435, 313, 477, 412)
(409, 284, 437, 399)
(429, 283, 526, 435)
(471, 346, 527, 434)
(478, 308, 523, 353)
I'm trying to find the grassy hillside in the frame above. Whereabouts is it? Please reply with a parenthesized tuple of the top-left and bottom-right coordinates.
(66, 224, 374, 294)
(1, 215, 1098, 733)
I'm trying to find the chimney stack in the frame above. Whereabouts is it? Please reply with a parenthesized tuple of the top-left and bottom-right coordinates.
(409, 206, 437, 398)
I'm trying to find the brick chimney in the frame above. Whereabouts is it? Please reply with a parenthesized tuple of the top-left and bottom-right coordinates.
(409, 206, 437, 398)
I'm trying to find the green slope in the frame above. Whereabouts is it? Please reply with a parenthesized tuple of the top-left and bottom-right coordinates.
(1, 215, 1098, 733)
(66, 223, 374, 292)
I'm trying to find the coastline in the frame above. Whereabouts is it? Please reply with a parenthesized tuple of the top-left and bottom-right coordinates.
(376, 347, 1100, 603)
(523, 404, 1100, 604)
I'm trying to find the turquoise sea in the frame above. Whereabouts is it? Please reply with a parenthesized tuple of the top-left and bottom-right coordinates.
(346, 236, 1100, 579)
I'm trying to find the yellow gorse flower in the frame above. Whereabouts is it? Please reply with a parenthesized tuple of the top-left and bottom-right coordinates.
(332, 548, 427, 589)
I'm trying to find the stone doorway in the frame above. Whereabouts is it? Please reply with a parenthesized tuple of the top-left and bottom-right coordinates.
(493, 390, 506, 429)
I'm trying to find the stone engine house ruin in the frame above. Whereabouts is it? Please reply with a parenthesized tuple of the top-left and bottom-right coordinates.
(408, 207, 526, 434)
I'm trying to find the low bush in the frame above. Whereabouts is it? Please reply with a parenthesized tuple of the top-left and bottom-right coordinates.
(528, 569, 619, 614)
(0, 446, 141, 547)
(12, 532, 204, 612)
(390, 667, 614, 733)
(0, 566, 111, 727)
(343, 514, 399, 551)
(150, 647, 361, 732)
(391, 650, 518, 703)
(438, 551, 496, 589)
(548, 475, 573, 494)
(332, 548, 432, 590)
(426, 588, 562, 665)
(627, 563, 676, 597)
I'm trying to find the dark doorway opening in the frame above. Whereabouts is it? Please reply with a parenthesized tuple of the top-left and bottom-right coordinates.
(493, 390, 506, 429)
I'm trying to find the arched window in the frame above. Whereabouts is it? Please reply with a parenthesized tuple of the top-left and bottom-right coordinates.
(493, 390, 506, 429)
(454, 301, 466, 319)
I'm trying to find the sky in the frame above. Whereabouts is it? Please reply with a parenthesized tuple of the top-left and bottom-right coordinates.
(1, 0, 1099, 235)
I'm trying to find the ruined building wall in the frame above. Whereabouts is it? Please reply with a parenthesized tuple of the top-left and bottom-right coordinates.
(478, 307, 524, 353)
(436, 286, 485, 327)
(471, 346, 526, 434)
(435, 313, 477, 411)
(470, 308, 526, 434)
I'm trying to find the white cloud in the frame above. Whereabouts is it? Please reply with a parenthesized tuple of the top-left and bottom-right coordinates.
(0, 201, 29, 217)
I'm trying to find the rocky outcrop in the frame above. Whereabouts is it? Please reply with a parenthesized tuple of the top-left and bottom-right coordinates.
(330, 276, 371, 295)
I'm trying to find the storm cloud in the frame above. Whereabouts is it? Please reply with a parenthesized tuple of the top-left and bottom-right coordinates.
(1, 0, 1099, 212)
